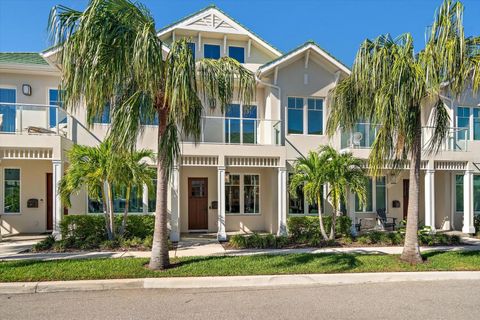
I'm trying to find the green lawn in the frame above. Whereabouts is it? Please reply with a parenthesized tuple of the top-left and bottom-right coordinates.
(1, 251, 480, 282)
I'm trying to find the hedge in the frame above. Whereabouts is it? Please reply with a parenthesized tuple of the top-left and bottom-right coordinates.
(287, 216, 352, 245)
(229, 233, 289, 249)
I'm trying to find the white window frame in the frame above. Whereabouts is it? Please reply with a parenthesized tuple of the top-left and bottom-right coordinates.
(2, 167, 21, 215)
(456, 106, 480, 141)
(454, 173, 480, 214)
(224, 102, 258, 144)
(225, 173, 261, 216)
(355, 177, 387, 214)
(286, 96, 325, 136)
(0, 86, 17, 132)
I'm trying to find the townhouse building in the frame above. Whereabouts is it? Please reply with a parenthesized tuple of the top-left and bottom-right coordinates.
(0, 5, 478, 240)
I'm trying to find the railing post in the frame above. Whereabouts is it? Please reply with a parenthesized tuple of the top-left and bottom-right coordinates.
(18, 104, 22, 134)
(55, 106, 59, 134)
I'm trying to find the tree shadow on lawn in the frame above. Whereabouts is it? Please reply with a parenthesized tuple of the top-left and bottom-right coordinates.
(267, 253, 364, 273)
(422, 250, 480, 259)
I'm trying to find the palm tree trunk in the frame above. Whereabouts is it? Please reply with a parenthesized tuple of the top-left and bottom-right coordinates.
(101, 185, 112, 240)
(329, 191, 337, 240)
(106, 181, 115, 240)
(400, 124, 423, 264)
(317, 194, 329, 241)
(149, 107, 170, 270)
(120, 185, 131, 236)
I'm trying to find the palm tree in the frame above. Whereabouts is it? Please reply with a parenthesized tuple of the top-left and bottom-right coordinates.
(59, 141, 118, 240)
(49, 0, 255, 269)
(290, 146, 367, 241)
(327, 0, 479, 263)
(115, 149, 155, 236)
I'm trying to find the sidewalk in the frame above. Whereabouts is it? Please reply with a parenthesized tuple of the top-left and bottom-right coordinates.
(2, 271, 480, 295)
(1, 242, 480, 261)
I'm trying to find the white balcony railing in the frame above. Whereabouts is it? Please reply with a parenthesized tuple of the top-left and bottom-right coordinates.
(422, 126, 469, 152)
(0, 102, 71, 138)
(341, 123, 380, 149)
(183, 116, 282, 146)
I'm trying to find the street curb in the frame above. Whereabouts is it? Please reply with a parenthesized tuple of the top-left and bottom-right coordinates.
(1, 271, 480, 295)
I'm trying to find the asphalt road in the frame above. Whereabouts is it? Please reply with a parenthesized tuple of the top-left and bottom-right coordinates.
(1, 280, 479, 320)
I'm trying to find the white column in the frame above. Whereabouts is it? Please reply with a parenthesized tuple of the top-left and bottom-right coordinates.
(170, 166, 180, 242)
(142, 184, 148, 215)
(277, 167, 287, 236)
(348, 190, 357, 236)
(424, 168, 436, 230)
(217, 166, 227, 241)
(463, 168, 475, 234)
(52, 160, 64, 238)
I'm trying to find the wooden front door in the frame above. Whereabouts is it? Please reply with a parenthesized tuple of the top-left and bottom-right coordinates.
(188, 178, 208, 230)
(403, 179, 410, 219)
(46, 173, 53, 231)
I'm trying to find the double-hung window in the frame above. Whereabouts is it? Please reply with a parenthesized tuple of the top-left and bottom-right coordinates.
(287, 97, 304, 134)
(307, 98, 323, 135)
(228, 46, 245, 63)
(355, 177, 386, 213)
(204, 44, 220, 59)
(49, 89, 66, 127)
(225, 173, 260, 214)
(455, 174, 480, 214)
(225, 103, 257, 144)
(474, 108, 480, 140)
(93, 104, 111, 124)
(0, 88, 16, 132)
(457, 107, 470, 140)
(4, 168, 20, 213)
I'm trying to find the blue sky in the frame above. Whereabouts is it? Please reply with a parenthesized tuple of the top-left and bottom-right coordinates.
(1, 0, 479, 66)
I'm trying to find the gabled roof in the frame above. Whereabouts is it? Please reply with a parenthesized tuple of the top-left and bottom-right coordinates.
(257, 41, 351, 76)
(0, 52, 49, 66)
(157, 5, 282, 58)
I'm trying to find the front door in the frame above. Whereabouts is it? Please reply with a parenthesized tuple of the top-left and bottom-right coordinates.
(403, 179, 409, 219)
(188, 178, 208, 230)
(46, 173, 53, 231)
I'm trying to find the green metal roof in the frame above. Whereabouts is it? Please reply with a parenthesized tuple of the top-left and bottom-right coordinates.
(157, 4, 282, 56)
(258, 41, 350, 73)
(0, 52, 49, 66)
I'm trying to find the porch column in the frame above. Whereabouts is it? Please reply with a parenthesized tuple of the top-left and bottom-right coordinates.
(462, 167, 475, 234)
(170, 165, 180, 242)
(52, 160, 63, 238)
(217, 166, 227, 241)
(277, 167, 287, 236)
(424, 167, 436, 230)
(348, 189, 357, 236)
(142, 184, 148, 215)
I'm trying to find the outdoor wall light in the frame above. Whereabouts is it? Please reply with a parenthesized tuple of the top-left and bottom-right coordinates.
(389, 173, 397, 185)
(225, 172, 230, 184)
(22, 84, 32, 96)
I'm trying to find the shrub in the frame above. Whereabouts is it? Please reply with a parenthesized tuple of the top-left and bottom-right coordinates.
(474, 214, 480, 236)
(52, 240, 67, 252)
(60, 215, 106, 248)
(287, 216, 352, 243)
(117, 215, 155, 239)
(32, 235, 56, 252)
(228, 233, 290, 249)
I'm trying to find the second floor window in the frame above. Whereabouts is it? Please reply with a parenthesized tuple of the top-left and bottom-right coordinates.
(457, 107, 470, 140)
(93, 104, 111, 124)
(0, 87, 16, 132)
(204, 44, 220, 59)
(228, 46, 245, 63)
(287, 97, 304, 134)
(225, 103, 257, 144)
(307, 98, 323, 135)
(49, 89, 66, 127)
(287, 96, 325, 135)
(474, 108, 480, 140)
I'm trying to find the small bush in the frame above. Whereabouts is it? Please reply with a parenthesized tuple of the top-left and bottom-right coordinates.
(32, 235, 56, 252)
(228, 233, 290, 249)
(99, 239, 120, 250)
(474, 215, 480, 236)
(143, 235, 153, 248)
(52, 240, 67, 252)
(287, 216, 352, 244)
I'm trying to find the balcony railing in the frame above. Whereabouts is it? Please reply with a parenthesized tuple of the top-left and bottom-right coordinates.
(0, 103, 70, 137)
(341, 123, 380, 149)
(422, 126, 469, 152)
(182, 116, 282, 146)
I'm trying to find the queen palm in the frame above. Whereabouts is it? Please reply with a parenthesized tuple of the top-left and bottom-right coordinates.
(290, 146, 367, 241)
(49, 0, 255, 269)
(327, 0, 479, 263)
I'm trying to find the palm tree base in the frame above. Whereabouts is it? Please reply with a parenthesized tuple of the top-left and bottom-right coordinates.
(399, 249, 424, 264)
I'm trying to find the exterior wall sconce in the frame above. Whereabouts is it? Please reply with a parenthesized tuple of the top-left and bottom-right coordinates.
(389, 173, 397, 185)
(22, 84, 32, 96)
(225, 171, 230, 184)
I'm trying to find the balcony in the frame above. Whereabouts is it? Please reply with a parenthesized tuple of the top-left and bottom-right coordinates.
(422, 126, 469, 152)
(0, 103, 71, 138)
(341, 123, 380, 149)
(182, 116, 282, 146)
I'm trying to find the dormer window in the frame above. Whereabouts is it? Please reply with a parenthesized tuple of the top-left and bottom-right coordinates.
(228, 46, 245, 63)
(204, 44, 220, 59)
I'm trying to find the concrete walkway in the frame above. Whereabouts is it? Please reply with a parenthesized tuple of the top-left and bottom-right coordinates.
(0, 235, 47, 257)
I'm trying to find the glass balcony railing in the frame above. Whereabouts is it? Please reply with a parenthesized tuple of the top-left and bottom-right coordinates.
(182, 116, 282, 146)
(422, 126, 469, 152)
(0, 103, 70, 137)
(341, 123, 380, 149)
